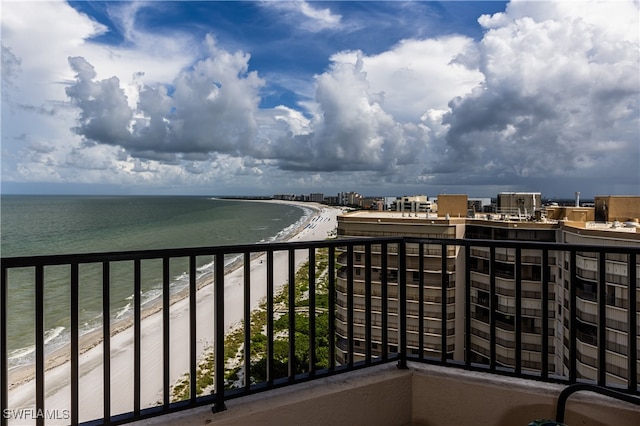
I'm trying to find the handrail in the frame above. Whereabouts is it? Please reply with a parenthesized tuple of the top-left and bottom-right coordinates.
(555, 383, 640, 423)
(1, 237, 404, 268)
(3, 236, 637, 267)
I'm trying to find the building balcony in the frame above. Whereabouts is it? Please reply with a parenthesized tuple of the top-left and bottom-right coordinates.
(1, 237, 639, 425)
(136, 363, 639, 426)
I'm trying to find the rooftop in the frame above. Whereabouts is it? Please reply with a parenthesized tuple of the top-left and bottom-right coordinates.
(339, 210, 640, 236)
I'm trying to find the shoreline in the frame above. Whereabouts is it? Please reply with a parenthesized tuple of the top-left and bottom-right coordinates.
(7, 200, 342, 423)
(8, 199, 318, 387)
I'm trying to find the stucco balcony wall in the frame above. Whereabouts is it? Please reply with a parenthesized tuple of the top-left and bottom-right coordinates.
(134, 363, 639, 426)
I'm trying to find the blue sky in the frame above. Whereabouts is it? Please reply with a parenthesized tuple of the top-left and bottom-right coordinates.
(1, 0, 638, 198)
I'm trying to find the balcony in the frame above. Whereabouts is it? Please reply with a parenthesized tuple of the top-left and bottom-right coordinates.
(135, 363, 639, 426)
(2, 237, 639, 425)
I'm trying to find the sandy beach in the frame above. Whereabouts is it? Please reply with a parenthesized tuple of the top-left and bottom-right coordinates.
(6, 200, 343, 425)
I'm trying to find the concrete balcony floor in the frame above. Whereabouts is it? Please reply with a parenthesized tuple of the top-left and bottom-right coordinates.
(134, 363, 640, 426)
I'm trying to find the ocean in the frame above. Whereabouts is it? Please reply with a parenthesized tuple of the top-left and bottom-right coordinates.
(0, 195, 311, 368)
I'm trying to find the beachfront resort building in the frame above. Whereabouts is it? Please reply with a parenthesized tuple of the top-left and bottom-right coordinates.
(391, 195, 435, 214)
(335, 194, 640, 384)
(338, 191, 365, 207)
(335, 203, 465, 363)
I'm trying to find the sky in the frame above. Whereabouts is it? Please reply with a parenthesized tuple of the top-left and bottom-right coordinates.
(1, 0, 638, 198)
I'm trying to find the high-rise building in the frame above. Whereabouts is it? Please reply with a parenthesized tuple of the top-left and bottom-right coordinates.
(336, 210, 465, 363)
(335, 194, 640, 383)
(309, 193, 324, 203)
(391, 195, 435, 214)
(338, 191, 364, 207)
(557, 221, 639, 386)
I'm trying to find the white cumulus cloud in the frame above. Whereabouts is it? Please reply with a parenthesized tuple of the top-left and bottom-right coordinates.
(2, 0, 638, 196)
(437, 0, 639, 190)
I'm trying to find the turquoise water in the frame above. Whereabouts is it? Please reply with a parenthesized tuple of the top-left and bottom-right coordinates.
(1, 195, 310, 367)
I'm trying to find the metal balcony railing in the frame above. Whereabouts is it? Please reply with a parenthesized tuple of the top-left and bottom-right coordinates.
(1, 237, 639, 425)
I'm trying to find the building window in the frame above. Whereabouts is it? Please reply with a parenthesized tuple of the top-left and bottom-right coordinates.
(477, 290, 490, 307)
(576, 278, 597, 301)
(495, 261, 514, 279)
(470, 257, 489, 274)
(606, 285, 616, 306)
(521, 264, 541, 281)
(496, 312, 514, 330)
(522, 317, 536, 333)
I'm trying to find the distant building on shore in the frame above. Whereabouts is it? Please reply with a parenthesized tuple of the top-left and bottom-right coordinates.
(309, 193, 324, 203)
(338, 191, 364, 207)
(392, 195, 435, 214)
(273, 194, 296, 201)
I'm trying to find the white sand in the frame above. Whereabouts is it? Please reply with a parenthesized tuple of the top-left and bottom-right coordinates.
(6, 201, 343, 425)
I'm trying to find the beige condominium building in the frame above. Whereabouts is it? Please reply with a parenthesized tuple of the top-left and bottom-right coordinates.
(557, 220, 639, 386)
(335, 194, 640, 387)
